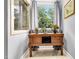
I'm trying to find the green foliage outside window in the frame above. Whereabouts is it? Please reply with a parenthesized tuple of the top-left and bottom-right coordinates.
(38, 6, 55, 28)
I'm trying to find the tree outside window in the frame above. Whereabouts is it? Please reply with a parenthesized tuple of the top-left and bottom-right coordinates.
(38, 5, 55, 28)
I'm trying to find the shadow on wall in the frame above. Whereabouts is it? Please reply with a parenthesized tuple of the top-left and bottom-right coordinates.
(63, 31, 75, 59)
(8, 33, 29, 59)
(15, 40, 28, 59)
(63, 38, 67, 50)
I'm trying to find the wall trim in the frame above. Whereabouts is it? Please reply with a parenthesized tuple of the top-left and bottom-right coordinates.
(20, 48, 29, 59)
(63, 49, 74, 59)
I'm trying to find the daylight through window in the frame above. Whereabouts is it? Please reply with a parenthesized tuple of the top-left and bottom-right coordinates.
(37, 2, 55, 28)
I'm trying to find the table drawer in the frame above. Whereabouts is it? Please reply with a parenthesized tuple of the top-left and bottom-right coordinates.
(31, 37, 41, 44)
(52, 37, 63, 43)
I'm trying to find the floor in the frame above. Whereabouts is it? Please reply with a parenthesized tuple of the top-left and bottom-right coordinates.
(21, 47, 72, 59)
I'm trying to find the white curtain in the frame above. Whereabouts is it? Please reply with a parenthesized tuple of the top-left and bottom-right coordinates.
(55, 1, 60, 27)
(31, 0, 38, 30)
(55, 1, 63, 33)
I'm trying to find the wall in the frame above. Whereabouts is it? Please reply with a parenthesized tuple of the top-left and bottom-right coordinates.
(8, 33, 29, 59)
(8, 0, 31, 59)
(63, 0, 75, 59)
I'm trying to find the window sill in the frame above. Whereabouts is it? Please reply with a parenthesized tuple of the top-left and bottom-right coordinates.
(10, 30, 29, 35)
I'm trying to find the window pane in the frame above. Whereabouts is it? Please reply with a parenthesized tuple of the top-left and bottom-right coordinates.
(14, 0, 29, 30)
(38, 3, 55, 28)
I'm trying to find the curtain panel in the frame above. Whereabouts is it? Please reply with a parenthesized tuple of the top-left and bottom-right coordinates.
(31, 0, 38, 30)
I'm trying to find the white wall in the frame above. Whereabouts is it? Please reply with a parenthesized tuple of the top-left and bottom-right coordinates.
(64, 15, 75, 59)
(63, 0, 75, 59)
(8, 33, 29, 59)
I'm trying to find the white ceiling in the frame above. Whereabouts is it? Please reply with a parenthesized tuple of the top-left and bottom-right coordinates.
(36, 0, 56, 2)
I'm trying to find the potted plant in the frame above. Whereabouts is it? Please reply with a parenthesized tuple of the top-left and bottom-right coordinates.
(52, 24, 59, 33)
(42, 27, 46, 33)
(35, 27, 38, 34)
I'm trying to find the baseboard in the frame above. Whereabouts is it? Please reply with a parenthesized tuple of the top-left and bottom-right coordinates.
(20, 48, 74, 59)
(20, 48, 29, 59)
(63, 49, 74, 59)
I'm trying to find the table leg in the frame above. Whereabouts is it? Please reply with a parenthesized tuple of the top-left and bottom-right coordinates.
(61, 47, 63, 55)
(29, 46, 32, 57)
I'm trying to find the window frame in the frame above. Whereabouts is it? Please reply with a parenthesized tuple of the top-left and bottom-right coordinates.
(10, 0, 30, 35)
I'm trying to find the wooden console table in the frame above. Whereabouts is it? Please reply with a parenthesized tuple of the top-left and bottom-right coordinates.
(29, 33, 64, 57)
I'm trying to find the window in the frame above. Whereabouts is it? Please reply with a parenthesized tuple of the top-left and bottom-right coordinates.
(37, 2, 55, 28)
(10, 0, 30, 34)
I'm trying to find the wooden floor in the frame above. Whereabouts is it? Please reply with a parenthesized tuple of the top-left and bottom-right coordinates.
(21, 47, 72, 59)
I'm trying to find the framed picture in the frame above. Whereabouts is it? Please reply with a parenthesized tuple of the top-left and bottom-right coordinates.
(64, 0, 75, 19)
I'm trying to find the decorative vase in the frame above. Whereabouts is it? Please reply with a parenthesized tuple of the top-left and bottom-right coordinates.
(53, 30, 57, 33)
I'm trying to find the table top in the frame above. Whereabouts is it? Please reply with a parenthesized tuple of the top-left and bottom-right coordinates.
(29, 33, 64, 36)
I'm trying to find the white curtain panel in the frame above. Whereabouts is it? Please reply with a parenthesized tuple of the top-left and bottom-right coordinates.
(55, 1, 60, 27)
(31, 0, 38, 30)
(55, 1, 63, 32)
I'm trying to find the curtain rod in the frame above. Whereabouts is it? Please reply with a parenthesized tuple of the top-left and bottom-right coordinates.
(32, 0, 55, 2)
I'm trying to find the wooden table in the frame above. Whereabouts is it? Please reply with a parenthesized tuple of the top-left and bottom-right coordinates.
(29, 33, 64, 57)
